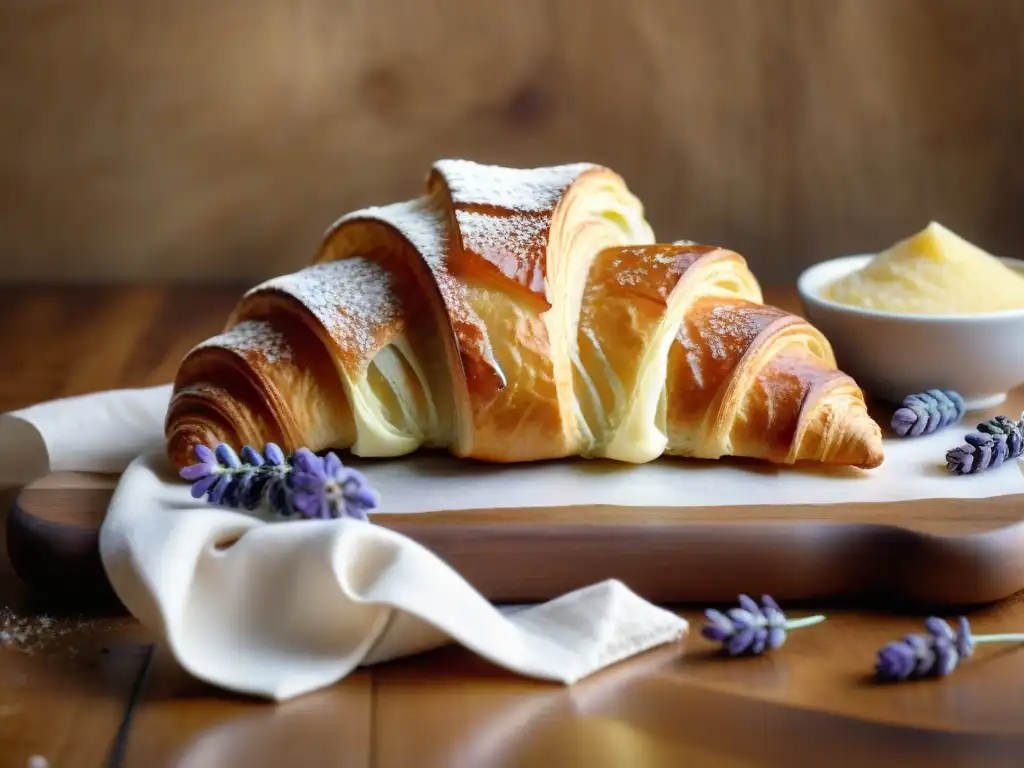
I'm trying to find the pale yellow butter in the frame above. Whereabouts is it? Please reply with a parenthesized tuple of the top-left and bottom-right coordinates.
(821, 222, 1024, 314)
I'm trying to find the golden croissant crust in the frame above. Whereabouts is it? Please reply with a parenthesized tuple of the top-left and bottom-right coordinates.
(166, 159, 884, 471)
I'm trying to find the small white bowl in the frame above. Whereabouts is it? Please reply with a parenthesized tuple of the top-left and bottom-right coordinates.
(797, 254, 1024, 411)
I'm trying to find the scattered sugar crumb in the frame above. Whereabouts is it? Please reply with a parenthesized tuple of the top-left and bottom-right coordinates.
(0, 607, 114, 658)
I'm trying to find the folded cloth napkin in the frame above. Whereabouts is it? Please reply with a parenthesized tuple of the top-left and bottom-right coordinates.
(0, 386, 688, 701)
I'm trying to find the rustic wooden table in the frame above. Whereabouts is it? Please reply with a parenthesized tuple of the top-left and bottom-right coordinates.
(2, 285, 1024, 768)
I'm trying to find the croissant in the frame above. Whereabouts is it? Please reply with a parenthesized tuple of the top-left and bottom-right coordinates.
(166, 159, 884, 471)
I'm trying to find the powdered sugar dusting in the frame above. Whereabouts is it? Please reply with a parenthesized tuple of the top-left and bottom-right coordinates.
(678, 327, 705, 389)
(436, 159, 597, 213)
(339, 197, 447, 267)
(456, 210, 550, 290)
(196, 319, 293, 364)
(700, 303, 765, 361)
(607, 247, 695, 291)
(335, 197, 470, 321)
(334, 195, 499, 371)
(457, 210, 549, 254)
(0, 607, 116, 658)
(256, 259, 400, 361)
(615, 268, 644, 287)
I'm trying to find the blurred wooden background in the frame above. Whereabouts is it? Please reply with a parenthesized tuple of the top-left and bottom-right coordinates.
(1, 0, 1022, 285)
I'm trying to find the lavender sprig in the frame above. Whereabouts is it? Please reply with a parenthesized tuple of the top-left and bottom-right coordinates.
(875, 616, 1024, 682)
(945, 412, 1024, 475)
(289, 448, 380, 521)
(179, 443, 380, 521)
(701, 595, 826, 656)
(891, 389, 964, 437)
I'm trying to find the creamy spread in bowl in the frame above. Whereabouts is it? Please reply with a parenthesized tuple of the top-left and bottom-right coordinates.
(820, 222, 1024, 315)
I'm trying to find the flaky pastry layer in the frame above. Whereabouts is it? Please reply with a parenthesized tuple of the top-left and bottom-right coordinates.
(166, 160, 884, 471)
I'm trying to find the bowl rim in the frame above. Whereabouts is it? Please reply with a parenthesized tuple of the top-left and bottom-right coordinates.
(796, 253, 1024, 322)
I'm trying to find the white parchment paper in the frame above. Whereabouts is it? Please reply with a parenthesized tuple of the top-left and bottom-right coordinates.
(343, 430, 1024, 514)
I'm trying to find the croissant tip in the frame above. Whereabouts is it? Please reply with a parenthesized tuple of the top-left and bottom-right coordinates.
(853, 434, 886, 469)
(859, 452, 885, 470)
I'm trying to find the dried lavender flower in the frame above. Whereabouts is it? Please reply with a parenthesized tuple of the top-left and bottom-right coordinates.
(945, 413, 1024, 475)
(179, 443, 379, 521)
(289, 448, 380, 521)
(875, 616, 1024, 682)
(700, 594, 826, 656)
(890, 389, 964, 437)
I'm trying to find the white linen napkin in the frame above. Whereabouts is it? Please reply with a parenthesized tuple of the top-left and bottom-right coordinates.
(0, 386, 688, 701)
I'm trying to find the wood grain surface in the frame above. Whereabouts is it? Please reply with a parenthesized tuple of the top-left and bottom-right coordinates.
(11, 461, 1024, 608)
(4, 286, 1024, 767)
(3, 0, 1024, 285)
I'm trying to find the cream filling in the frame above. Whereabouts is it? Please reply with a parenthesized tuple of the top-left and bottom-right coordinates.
(339, 337, 438, 457)
(598, 260, 762, 463)
(577, 325, 625, 449)
(598, 313, 680, 464)
(546, 183, 655, 454)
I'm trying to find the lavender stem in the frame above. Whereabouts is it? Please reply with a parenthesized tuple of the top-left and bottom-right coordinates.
(784, 615, 827, 631)
(972, 633, 1024, 644)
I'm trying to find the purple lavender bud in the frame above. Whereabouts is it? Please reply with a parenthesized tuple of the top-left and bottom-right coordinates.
(324, 451, 344, 477)
(290, 490, 325, 519)
(189, 473, 220, 499)
(701, 609, 733, 642)
(945, 445, 976, 475)
(761, 595, 785, 622)
(903, 633, 936, 677)
(207, 474, 232, 505)
(947, 414, 1023, 476)
(925, 616, 955, 640)
(977, 415, 1024, 459)
(891, 408, 922, 437)
(874, 617, 977, 682)
(267, 477, 291, 517)
(932, 635, 960, 677)
(222, 469, 255, 508)
(955, 617, 975, 658)
(181, 442, 381, 523)
(264, 443, 286, 466)
(240, 445, 264, 466)
(240, 473, 270, 511)
(194, 444, 216, 465)
(727, 607, 757, 630)
(965, 433, 998, 469)
(342, 483, 379, 519)
(320, 455, 379, 520)
(292, 447, 323, 476)
(215, 443, 241, 469)
(180, 463, 214, 482)
(750, 627, 769, 655)
(699, 595, 822, 656)
(876, 640, 917, 681)
(727, 626, 757, 656)
(737, 594, 764, 618)
(180, 443, 220, 483)
(891, 389, 964, 437)
(876, 615, 1024, 684)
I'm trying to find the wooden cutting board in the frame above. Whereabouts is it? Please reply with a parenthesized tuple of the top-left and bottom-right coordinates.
(9, 466, 1024, 611)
